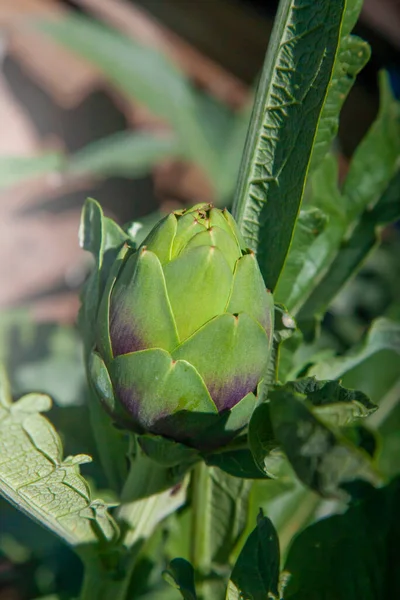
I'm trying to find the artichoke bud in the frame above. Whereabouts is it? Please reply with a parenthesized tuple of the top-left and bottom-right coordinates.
(89, 203, 274, 451)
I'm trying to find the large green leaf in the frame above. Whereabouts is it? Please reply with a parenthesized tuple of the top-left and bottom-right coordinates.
(67, 131, 181, 178)
(310, 0, 370, 170)
(310, 318, 400, 380)
(227, 512, 280, 600)
(232, 0, 345, 290)
(0, 368, 117, 549)
(284, 476, 400, 599)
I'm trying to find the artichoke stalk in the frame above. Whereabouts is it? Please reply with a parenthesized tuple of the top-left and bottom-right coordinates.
(89, 203, 274, 452)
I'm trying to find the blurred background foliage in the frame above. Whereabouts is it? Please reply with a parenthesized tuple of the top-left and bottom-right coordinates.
(0, 0, 399, 599)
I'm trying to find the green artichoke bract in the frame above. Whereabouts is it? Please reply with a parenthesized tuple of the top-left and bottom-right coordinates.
(89, 204, 274, 451)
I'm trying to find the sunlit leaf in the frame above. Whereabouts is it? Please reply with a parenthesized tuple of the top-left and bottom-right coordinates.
(232, 0, 345, 290)
(0, 368, 118, 549)
(310, 0, 370, 170)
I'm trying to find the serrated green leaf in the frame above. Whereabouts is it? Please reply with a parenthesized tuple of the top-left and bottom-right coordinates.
(310, 36, 370, 171)
(67, 131, 180, 178)
(0, 153, 63, 189)
(284, 476, 400, 599)
(163, 558, 197, 600)
(269, 388, 380, 498)
(310, 0, 370, 170)
(284, 377, 377, 426)
(340, 0, 364, 36)
(343, 72, 400, 220)
(228, 512, 280, 600)
(0, 369, 118, 548)
(232, 0, 345, 291)
(310, 318, 400, 380)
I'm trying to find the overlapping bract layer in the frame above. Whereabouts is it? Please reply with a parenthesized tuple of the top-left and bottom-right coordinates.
(90, 204, 274, 450)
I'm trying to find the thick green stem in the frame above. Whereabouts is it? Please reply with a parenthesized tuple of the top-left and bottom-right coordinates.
(190, 462, 212, 598)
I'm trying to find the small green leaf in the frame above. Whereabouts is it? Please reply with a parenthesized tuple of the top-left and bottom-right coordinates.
(248, 403, 280, 478)
(0, 370, 118, 548)
(204, 448, 269, 480)
(232, 0, 345, 290)
(138, 434, 198, 468)
(164, 558, 197, 600)
(284, 377, 377, 426)
(269, 388, 380, 498)
(284, 476, 400, 599)
(67, 131, 180, 178)
(310, 318, 400, 380)
(228, 511, 280, 600)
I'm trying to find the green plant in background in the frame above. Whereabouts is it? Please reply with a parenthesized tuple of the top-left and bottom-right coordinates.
(1, 1, 400, 599)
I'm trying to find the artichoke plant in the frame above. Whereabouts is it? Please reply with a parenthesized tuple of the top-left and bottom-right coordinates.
(89, 204, 274, 451)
